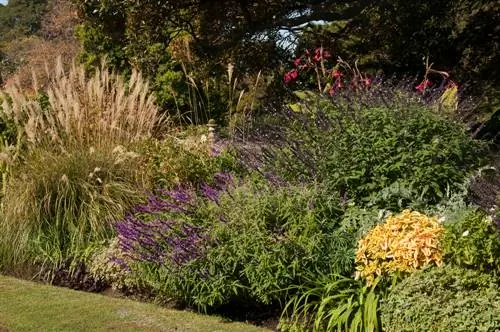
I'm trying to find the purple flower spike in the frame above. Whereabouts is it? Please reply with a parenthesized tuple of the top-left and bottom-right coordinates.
(201, 183, 220, 203)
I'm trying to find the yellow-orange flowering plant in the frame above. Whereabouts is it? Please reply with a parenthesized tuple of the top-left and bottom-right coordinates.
(355, 209, 444, 285)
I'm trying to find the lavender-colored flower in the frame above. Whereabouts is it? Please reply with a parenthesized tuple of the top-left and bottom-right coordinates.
(213, 172, 235, 190)
(201, 183, 220, 203)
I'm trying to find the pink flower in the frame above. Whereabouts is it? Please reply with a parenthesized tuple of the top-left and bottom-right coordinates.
(312, 47, 331, 62)
(293, 57, 302, 67)
(364, 77, 372, 86)
(446, 80, 458, 89)
(284, 69, 299, 83)
(415, 79, 432, 92)
(329, 86, 336, 96)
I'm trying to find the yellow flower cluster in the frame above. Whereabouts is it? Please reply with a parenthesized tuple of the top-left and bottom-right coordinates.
(355, 209, 444, 285)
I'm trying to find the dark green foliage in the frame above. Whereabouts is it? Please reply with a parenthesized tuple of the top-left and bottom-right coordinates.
(442, 208, 499, 274)
(74, 24, 128, 72)
(381, 265, 500, 332)
(266, 89, 485, 208)
(0, 0, 48, 42)
(299, 0, 500, 116)
(72, 0, 358, 70)
(469, 154, 500, 226)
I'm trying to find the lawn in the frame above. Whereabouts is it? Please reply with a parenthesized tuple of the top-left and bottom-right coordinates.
(0, 275, 269, 332)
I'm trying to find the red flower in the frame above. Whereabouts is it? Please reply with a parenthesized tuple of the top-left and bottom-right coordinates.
(284, 69, 299, 83)
(415, 79, 432, 92)
(313, 53, 322, 62)
(332, 69, 342, 78)
(293, 57, 302, 67)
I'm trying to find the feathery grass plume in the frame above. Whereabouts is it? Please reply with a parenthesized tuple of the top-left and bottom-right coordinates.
(0, 57, 166, 151)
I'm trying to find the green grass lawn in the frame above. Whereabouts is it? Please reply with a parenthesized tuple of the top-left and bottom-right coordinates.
(0, 275, 269, 332)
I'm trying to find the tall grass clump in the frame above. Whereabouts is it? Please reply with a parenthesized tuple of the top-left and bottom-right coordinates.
(0, 59, 163, 277)
(0, 146, 145, 274)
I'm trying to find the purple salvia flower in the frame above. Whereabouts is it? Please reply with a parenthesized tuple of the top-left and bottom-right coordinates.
(201, 183, 220, 203)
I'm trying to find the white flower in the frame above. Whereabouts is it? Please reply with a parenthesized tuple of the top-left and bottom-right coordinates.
(462, 230, 469, 237)
(200, 134, 208, 143)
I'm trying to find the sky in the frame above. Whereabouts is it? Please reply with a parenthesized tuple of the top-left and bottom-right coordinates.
(0, 0, 7, 5)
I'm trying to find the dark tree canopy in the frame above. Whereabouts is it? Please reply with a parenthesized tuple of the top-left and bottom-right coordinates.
(74, 0, 499, 117)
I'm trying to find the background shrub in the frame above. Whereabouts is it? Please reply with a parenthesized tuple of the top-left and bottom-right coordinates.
(264, 89, 485, 209)
(381, 265, 500, 332)
(138, 135, 240, 188)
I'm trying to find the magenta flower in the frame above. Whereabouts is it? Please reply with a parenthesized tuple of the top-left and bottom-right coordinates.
(415, 79, 432, 92)
(284, 69, 299, 83)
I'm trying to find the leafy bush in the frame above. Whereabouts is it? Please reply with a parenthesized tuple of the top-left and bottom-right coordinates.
(441, 208, 499, 274)
(88, 238, 139, 292)
(338, 206, 388, 243)
(355, 209, 444, 285)
(138, 136, 240, 188)
(109, 174, 352, 310)
(265, 88, 485, 208)
(381, 265, 500, 332)
(280, 274, 387, 332)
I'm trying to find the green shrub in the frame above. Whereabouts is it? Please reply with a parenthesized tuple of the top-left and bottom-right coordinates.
(338, 206, 387, 243)
(381, 265, 500, 332)
(441, 208, 499, 274)
(267, 90, 485, 208)
(111, 175, 353, 311)
(138, 136, 240, 188)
